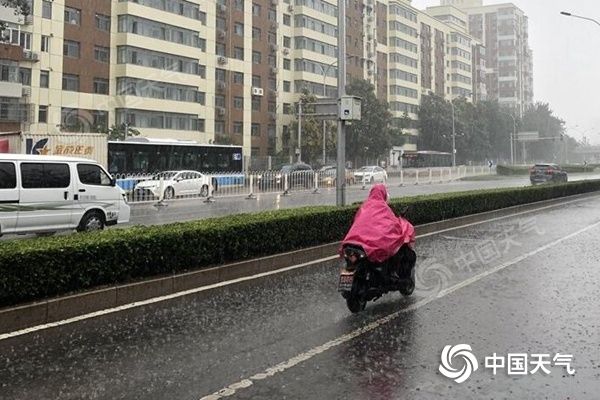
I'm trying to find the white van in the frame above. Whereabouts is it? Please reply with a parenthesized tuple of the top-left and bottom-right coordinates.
(0, 154, 130, 235)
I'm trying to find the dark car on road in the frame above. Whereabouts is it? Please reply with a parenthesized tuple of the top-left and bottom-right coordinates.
(529, 163, 568, 185)
(257, 163, 315, 191)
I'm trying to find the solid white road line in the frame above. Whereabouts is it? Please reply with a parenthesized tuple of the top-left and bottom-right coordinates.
(198, 220, 600, 400)
(0, 193, 596, 342)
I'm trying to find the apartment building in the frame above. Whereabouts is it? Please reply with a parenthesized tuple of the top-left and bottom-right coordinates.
(439, 0, 533, 116)
(0, 0, 488, 159)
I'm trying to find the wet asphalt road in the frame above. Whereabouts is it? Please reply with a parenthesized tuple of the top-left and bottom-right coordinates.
(1, 194, 600, 399)
(127, 173, 600, 226)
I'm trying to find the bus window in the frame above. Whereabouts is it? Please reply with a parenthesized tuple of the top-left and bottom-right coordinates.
(168, 147, 184, 170)
(217, 152, 230, 170)
(132, 150, 150, 172)
(183, 149, 197, 170)
(108, 151, 126, 174)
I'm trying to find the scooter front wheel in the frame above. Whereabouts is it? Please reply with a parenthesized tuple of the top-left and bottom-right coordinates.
(346, 296, 367, 313)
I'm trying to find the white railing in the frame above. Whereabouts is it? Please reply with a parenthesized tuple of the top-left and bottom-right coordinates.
(116, 166, 494, 204)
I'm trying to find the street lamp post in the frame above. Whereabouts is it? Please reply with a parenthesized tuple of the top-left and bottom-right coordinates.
(560, 11, 600, 27)
(499, 111, 516, 165)
(336, 0, 346, 206)
(317, 60, 338, 166)
(450, 101, 456, 167)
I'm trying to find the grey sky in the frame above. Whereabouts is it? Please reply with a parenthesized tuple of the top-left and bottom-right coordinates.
(410, 0, 600, 144)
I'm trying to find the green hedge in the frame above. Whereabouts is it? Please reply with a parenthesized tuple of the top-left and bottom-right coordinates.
(497, 164, 595, 175)
(1, 180, 600, 307)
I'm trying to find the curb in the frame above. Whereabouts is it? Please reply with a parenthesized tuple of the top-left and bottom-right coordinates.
(1, 190, 598, 335)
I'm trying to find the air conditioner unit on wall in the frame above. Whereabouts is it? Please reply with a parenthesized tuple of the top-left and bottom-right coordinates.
(252, 87, 264, 96)
(217, 56, 227, 65)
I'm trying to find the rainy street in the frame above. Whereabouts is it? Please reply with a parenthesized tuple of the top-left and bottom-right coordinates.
(1, 194, 599, 400)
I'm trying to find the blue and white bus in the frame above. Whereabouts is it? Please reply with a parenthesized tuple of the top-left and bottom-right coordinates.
(108, 138, 244, 190)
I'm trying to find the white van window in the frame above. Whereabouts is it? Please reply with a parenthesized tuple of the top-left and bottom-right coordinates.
(21, 163, 70, 188)
(77, 164, 112, 186)
(0, 162, 16, 189)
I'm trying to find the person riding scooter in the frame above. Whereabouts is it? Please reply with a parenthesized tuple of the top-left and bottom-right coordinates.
(340, 184, 416, 284)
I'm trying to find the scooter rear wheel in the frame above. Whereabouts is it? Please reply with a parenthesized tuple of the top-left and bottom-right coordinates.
(346, 296, 367, 313)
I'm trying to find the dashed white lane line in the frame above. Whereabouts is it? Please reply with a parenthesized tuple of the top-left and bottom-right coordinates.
(198, 220, 600, 400)
(0, 193, 596, 342)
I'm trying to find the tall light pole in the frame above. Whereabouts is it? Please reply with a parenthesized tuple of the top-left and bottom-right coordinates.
(499, 111, 516, 165)
(336, 0, 346, 206)
(297, 102, 302, 162)
(560, 11, 600, 27)
(317, 59, 338, 165)
(450, 101, 456, 167)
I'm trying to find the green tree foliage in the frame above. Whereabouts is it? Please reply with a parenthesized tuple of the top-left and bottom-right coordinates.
(519, 102, 566, 162)
(289, 90, 335, 165)
(418, 94, 573, 164)
(104, 124, 140, 141)
(345, 79, 393, 165)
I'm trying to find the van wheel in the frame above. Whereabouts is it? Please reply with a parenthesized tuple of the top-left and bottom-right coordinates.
(77, 211, 105, 232)
(200, 185, 209, 197)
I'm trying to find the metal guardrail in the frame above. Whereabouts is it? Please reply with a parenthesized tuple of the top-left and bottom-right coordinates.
(117, 166, 494, 205)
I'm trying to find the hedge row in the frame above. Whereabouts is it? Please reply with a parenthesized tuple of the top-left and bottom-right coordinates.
(1, 180, 600, 307)
(497, 164, 595, 176)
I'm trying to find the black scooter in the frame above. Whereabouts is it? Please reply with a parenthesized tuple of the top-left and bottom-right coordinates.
(338, 244, 416, 313)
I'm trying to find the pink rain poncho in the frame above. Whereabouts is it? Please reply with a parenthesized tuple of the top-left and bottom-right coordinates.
(341, 184, 415, 263)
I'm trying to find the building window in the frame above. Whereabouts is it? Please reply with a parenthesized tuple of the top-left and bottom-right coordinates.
(63, 40, 80, 58)
(251, 123, 261, 136)
(41, 35, 50, 52)
(214, 120, 225, 134)
(233, 121, 243, 134)
(268, 55, 276, 67)
(196, 91, 206, 105)
(252, 3, 261, 16)
(38, 105, 48, 123)
(96, 13, 110, 31)
(234, 22, 244, 36)
(93, 78, 109, 95)
(62, 74, 79, 91)
(216, 17, 226, 30)
(42, 0, 52, 19)
(215, 68, 226, 82)
(268, 32, 276, 44)
(64, 7, 81, 25)
(233, 72, 244, 85)
(252, 27, 261, 40)
(215, 95, 225, 108)
(94, 46, 110, 63)
(283, 58, 291, 70)
(283, 103, 293, 114)
(252, 75, 261, 87)
(40, 70, 49, 88)
(268, 102, 276, 112)
(233, 96, 243, 109)
(268, 9, 276, 21)
(19, 67, 31, 86)
(233, 47, 244, 60)
(251, 97, 261, 112)
(216, 43, 226, 57)
(234, 0, 244, 11)
(252, 51, 261, 64)
(283, 81, 291, 92)
(283, 36, 291, 48)
(283, 14, 291, 26)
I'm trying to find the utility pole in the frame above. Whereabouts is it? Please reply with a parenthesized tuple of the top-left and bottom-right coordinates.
(450, 101, 456, 167)
(499, 111, 516, 165)
(297, 102, 302, 163)
(336, 0, 346, 206)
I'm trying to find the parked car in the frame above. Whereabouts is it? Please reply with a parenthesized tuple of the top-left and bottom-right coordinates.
(354, 166, 388, 184)
(257, 163, 314, 190)
(134, 170, 210, 199)
(0, 154, 130, 235)
(318, 166, 356, 186)
(529, 163, 568, 185)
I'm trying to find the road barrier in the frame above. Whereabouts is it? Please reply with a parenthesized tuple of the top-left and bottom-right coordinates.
(115, 166, 493, 205)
